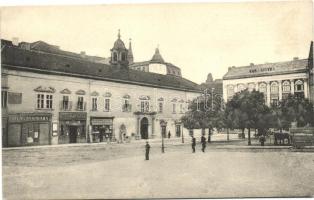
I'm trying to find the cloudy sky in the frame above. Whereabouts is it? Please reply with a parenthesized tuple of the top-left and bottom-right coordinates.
(1, 1, 312, 84)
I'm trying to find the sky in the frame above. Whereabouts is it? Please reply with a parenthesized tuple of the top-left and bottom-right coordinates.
(0, 1, 313, 84)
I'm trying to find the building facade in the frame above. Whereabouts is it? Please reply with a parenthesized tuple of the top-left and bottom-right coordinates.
(222, 57, 310, 106)
(1, 33, 201, 147)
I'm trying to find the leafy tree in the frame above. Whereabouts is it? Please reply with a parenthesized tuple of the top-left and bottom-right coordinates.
(271, 94, 314, 129)
(225, 89, 270, 145)
(181, 91, 224, 142)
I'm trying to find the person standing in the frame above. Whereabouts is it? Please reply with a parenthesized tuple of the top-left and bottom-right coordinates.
(145, 141, 151, 160)
(192, 136, 196, 153)
(201, 135, 206, 152)
(168, 131, 171, 139)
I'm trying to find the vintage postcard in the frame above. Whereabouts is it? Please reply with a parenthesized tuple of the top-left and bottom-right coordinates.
(1, 1, 314, 199)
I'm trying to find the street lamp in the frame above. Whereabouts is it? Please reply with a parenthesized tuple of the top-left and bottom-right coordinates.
(160, 120, 167, 153)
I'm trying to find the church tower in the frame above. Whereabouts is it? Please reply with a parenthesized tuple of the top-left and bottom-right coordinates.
(127, 38, 134, 65)
(110, 30, 129, 67)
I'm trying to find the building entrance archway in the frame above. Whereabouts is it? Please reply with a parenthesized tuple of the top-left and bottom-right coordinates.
(140, 117, 149, 139)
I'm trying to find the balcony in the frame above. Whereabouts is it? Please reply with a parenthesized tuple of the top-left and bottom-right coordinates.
(76, 102, 87, 111)
(60, 101, 72, 111)
(122, 104, 132, 112)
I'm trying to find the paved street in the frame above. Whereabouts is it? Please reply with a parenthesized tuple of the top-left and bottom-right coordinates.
(2, 138, 314, 199)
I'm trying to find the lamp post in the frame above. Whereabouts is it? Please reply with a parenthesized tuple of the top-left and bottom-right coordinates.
(160, 120, 167, 153)
(211, 88, 215, 111)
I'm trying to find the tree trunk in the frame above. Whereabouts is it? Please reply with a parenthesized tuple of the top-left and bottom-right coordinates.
(242, 128, 245, 139)
(227, 128, 230, 141)
(248, 128, 251, 145)
(208, 128, 211, 143)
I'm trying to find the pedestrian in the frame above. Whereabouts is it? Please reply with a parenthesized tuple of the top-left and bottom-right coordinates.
(192, 136, 196, 153)
(201, 135, 206, 152)
(168, 131, 171, 139)
(145, 141, 150, 160)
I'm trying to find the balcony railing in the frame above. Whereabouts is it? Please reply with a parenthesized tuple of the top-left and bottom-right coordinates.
(122, 104, 132, 112)
(60, 101, 72, 111)
(76, 102, 87, 111)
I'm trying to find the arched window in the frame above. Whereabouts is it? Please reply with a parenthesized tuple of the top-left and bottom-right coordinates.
(121, 52, 126, 61)
(282, 81, 290, 93)
(113, 52, 118, 61)
(295, 80, 304, 92)
(270, 82, 279, 94)
(259, 82, 267, 102)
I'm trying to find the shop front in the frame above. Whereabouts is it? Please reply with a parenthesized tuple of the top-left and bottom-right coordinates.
(59, 112, 87, 144)
(90, 117, 114, 142)
(7, 113, 52, 147)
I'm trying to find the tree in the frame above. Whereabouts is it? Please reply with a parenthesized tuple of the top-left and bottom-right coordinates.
(225, 89, 270, 145)
(181, 91, 224, 142)
(271, 94, 314, 129)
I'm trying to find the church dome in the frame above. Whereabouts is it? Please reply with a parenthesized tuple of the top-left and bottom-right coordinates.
(150, 48, 165, 63)
(112, 30, 126, 50)
(113, 38, 126, 49)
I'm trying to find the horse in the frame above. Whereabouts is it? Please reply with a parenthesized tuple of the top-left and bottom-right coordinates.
(274, 132, 291, 145)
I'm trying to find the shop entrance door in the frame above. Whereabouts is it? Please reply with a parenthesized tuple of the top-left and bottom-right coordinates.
(69, 126, 77, 143)
(176, 125, 181, 137)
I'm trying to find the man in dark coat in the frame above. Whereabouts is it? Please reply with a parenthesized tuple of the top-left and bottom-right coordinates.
(145, 141, 150, 160)
(201, 135, 206, 152)
(192, 136, 196, 153)
(168, 131, 171, 139)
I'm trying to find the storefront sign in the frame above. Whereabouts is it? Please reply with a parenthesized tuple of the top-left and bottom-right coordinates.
(8, 113, 51, 123)
(59, 112, 87, 121)
(91, 118, 113, 125)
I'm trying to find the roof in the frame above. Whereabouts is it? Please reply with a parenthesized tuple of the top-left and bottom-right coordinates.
(1, 44, 200, 92)
(150, 48, 165, 63)
(223, 58, 308, 80)
(113, 38, 126, 50)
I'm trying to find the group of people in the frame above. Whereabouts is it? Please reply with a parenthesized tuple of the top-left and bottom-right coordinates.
(192, 135, 207, 153)
(145, 135, 207, 160)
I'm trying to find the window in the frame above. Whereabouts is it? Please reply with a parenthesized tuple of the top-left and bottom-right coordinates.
(259, 83, 267, 103)
(113, 52, 117, 61)
(123, 99, 131, 112)
(62, 96, 69, 110)
(282, 81, 290, 93)
(172, 103, 176, 113)
(1, 90, 8, 108)
(77, 96, 84, 110)
(158, 102, 163, 113)
(121, 53, 126, 61)
(295, 80, 304, 92)
(104, 98, 110, 112)
(46, 95, 53, 109)
(92, 97, 97, 111)
(140, 100, 149, 112)
(270, 82, 279, 94)
(36, 93, 53, 109)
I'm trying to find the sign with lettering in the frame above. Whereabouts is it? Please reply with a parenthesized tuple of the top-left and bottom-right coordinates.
(59, 112, 87, 121)
(8, 113, 52, 123)
(91, 118, 113, 125)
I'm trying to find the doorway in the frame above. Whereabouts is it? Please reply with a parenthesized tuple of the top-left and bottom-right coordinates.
(140, 117, 149, 139)
(69, 126, 77, 143)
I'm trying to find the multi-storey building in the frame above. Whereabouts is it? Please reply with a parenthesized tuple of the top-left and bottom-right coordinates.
(222, 54, 312, 106)
(1, 32, 201, 147)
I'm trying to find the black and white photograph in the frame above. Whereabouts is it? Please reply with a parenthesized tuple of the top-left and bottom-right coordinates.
(1, 0, 314, 199)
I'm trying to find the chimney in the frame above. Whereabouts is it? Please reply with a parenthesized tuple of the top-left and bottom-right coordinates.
(12, 37, 19, 46)
(80, 51, 86, 58)
(250, 63, 254, 66)
(293, 57, 299, 60)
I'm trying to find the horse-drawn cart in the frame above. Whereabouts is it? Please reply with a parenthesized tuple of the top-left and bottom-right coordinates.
(290, 127, 314, 148)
